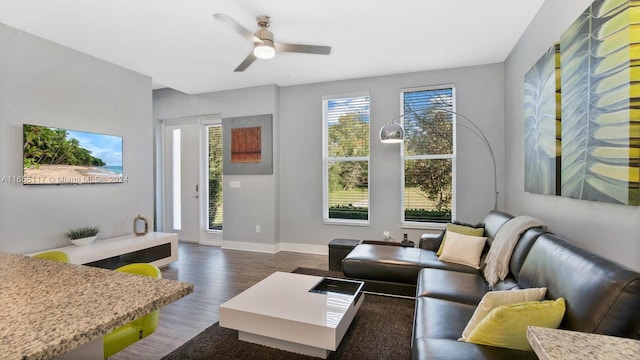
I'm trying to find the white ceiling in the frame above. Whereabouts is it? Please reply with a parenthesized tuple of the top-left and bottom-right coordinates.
(0, 0, 545, 95)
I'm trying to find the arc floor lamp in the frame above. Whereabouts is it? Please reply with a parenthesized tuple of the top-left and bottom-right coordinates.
(380, 108, 498, 210)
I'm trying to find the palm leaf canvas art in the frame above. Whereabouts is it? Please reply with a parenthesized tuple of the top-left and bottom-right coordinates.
(524, 44, 561, 195)
(560, 0, 640, 205)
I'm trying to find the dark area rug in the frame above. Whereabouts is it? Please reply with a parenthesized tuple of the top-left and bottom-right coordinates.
(162, 268, 414, 359)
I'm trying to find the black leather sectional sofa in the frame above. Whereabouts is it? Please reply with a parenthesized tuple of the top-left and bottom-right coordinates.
(342, 210, 640, 359)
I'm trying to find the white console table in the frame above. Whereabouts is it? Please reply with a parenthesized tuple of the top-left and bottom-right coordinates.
(28, 232, 178, 269)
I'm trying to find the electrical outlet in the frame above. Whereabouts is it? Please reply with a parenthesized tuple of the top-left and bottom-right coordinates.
(255, 225, 261, 233)
(383, 231, 390, 240)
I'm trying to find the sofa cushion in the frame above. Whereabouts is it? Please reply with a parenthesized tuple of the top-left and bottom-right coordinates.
(431, 230, 446, 252)
(416, 268, 490, 305)
(413, 297, 476, 340)
(466, 298, 566, 351)
(436, 223, 485, 256)
(517, 233, 640, 337)
(418, 231, 444, 251)
(482, 210, 513, 245)
(418, 250, 482, 274)
(342, 244, 481, 286)
(432, 221, 484, 252)
(341, 245, 424, 284)
(411, 297, 538, 359)
(411, 338, 537, 360)
(420, 232, 442, 251)
(439, 232, 487, 269)
(508, 227, 547, 278)
(460, 287, 547, 341)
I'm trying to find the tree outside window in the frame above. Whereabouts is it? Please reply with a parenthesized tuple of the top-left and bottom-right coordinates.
(323, 95, 370, 222)
(208, 125, 223, 230)
(402, 87, 455, 223)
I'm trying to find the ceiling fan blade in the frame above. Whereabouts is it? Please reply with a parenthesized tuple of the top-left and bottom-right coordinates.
(212, 13, 261, 43)
(275, 43, 331, 55)
(234, 53, 258, 72)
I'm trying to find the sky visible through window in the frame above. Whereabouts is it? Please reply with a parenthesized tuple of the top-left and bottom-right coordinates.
(326, 97, 370, 125)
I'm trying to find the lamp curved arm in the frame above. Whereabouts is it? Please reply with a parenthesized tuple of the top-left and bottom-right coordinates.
(441, 109, 498, 210)
(383, 107, 498, 210)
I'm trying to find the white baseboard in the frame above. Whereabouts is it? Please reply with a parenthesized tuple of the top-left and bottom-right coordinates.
(279, 242, 328, 255)
(179, 239, 199, 244)
(199, 239, 222, 247)
(221, 240, 280, 254)
(203, 240, 330, 255)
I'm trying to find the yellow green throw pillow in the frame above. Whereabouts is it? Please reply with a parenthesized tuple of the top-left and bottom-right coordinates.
(436, 223, 485, 256)
(466, 298, 565, 351)
(459, 287, 547, 341)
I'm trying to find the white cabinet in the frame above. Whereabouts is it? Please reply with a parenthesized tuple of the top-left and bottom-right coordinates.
(29, 232, 178, 269)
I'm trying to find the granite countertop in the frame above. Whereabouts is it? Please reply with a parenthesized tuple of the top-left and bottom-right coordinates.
(0, 251, 193, 360)
(527, 326, 640, 360)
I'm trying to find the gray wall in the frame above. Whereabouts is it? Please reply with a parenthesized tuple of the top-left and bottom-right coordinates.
(504, 0, 640, 271)
(6, 2, 635, 271)
(153, 86, 280, 251)
(0, 23, 154, 254)
(154, 64, 505, 252)
(279, 66, 504, 250)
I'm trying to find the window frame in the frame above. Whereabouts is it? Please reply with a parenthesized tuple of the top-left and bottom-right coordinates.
(322, 92, 371, 225)
(400, 85, 457, 229)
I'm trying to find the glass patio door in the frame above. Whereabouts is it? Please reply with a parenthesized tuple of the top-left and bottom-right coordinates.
(162, 116, 222, 244)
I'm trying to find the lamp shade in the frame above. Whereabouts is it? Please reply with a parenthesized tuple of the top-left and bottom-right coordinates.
(254, 43, 275, 59)
(380, 122, 404, 143)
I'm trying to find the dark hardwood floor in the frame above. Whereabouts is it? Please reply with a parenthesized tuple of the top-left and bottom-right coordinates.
(112, 242, 329, 359)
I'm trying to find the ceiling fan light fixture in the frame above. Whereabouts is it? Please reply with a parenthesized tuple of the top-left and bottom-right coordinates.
(254, 42, 275, 59)
(214, 14, 331, 71)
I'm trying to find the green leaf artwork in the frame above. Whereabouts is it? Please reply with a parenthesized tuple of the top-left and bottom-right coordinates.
(559, 0, 640, 205)
(524, 43, 561, 195)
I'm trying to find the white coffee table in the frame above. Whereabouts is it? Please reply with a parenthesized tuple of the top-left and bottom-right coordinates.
(219, 271, 364, 358)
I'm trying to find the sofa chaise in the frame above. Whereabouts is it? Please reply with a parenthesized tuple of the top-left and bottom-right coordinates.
(342, 210, 640, 359)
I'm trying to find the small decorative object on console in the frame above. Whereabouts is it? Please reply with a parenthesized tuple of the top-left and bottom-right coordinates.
(133, 214, 150, 236)
(65, 225, 100, 246)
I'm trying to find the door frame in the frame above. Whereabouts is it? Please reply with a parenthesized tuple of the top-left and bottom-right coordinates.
(156, 114, 223, 246)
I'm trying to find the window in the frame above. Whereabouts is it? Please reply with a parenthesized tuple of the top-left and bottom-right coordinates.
(323, 94, 370, 223)
(207, 124, 223, 230)
(172, 128, 182, 230)
(402, 86, 455, 224)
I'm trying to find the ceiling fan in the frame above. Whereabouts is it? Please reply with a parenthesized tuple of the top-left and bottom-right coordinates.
(212, 14, 332, 72)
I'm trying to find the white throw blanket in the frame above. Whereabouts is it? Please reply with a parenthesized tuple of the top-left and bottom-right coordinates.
(483, 216, 547, 287)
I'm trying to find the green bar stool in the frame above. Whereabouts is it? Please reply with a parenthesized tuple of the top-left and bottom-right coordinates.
(32, 251, 69, 263)
(103, 263, 162, 359)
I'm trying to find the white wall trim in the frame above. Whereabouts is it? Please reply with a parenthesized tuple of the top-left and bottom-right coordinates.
(221, 240, 280, 254)
(199, 239, 222, 247)
(279, 242, 328, 255)
(212, 240, 328, 255)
